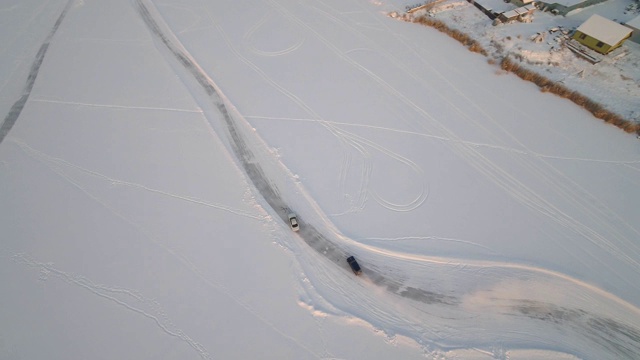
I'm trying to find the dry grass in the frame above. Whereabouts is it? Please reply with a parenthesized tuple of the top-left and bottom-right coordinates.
(413, 16, 488, 56)
(404, 13, 639, 134)
(501, 57, 640, 134)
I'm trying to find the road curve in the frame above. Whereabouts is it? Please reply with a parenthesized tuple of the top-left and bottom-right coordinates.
(132, 1, 640, 358)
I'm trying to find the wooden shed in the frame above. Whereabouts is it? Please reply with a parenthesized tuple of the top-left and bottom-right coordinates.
(498, 4, 536, 23)
(572, 14, 632, 54)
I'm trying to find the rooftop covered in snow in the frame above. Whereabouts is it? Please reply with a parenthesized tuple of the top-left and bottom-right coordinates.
(576, 14, 633, 45)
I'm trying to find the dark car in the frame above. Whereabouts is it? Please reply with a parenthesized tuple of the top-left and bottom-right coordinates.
(346, 256, 362, 275)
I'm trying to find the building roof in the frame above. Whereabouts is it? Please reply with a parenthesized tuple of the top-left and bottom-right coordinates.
(576, 14, 632, 46)
(476, 0, 513, 13)
(501, 4, 536, 19)
(625, 15, 640, 30)
(549, 0, 585, 8)
(501, 10, 519, 19)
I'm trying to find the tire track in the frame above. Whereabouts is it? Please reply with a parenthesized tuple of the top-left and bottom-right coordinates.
(0, 0, 73, 145)
(12, 253, 211, 360)
(242, 9, 305, 57)
(200, 0, 428, 214)
(12, 139, 263, 220)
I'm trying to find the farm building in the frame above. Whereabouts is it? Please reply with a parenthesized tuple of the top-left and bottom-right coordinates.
(572, 14, 632, 54)
(498, 4, 536, 23)
(624, 15, 640, 44)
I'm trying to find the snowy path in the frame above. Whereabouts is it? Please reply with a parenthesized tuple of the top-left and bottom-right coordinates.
(0, 0, 72, 144)
(133, 0, 640, 358)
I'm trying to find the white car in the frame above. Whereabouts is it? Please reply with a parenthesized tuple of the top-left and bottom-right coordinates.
(288, 213, 299, 232)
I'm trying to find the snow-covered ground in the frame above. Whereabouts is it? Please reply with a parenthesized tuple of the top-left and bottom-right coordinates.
(1, 0, 639, 359)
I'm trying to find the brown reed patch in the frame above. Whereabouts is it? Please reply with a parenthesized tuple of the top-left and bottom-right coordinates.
(500, 57, 639, 134)
(413, 16, 488, 56)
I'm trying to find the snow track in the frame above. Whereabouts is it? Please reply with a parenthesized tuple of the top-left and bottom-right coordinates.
(0, 0, 72, 145)
(13, 253, 211, 360)
(132, 0, 640, 358)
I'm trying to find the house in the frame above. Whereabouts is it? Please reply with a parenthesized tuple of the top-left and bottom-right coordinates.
(624, 15, 640, 44)
(572, 14, 632, 54)
(470, 0, 512, 19)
